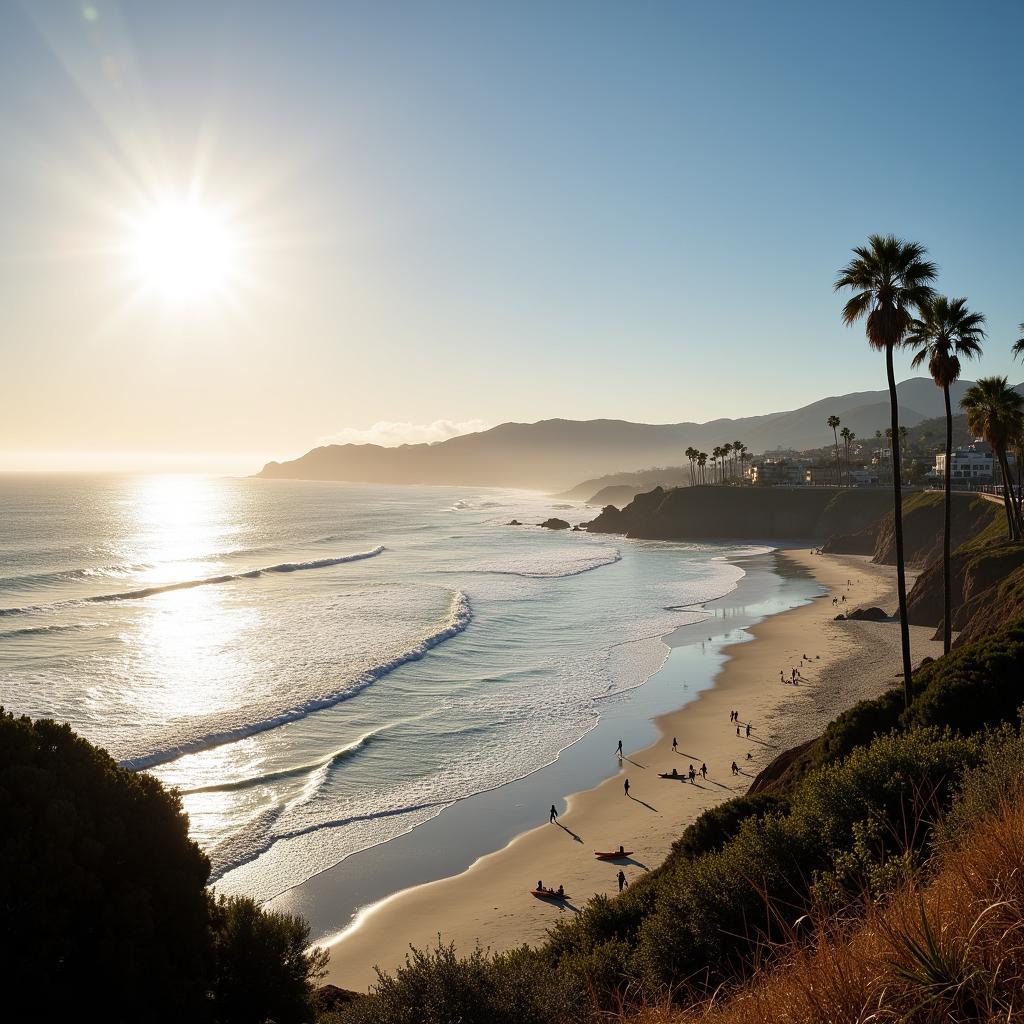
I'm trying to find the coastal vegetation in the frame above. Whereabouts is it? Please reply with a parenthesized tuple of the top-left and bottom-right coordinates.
(0, 710, 327, 1023)
(960, 376, 1024, 541)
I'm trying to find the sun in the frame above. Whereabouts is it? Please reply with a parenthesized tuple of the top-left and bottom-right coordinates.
(129, 198, 236, 302)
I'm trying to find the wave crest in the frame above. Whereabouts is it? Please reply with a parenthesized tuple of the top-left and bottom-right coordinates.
(122, 590, 472, 771)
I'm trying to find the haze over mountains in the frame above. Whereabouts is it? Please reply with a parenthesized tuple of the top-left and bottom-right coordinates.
(257, 378, 1015, 493)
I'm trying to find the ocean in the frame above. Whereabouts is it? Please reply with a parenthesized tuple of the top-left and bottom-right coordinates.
(0, 474, 783, 925)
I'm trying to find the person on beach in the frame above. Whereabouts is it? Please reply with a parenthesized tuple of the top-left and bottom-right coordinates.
(731, 761, 738, 775)
(746, 722, 751, 737)
(672, 737, 678, 752)
(538, 880, 543, 890)
(557, 884, 564, 898)
(746, 751, 753, 760)
(736, 725, 740, 736)
(616, 739, 623, 758)
(617, 869, 627, 892)
(549, 804, 558, 823)
(623, 778, 630, 796)
(688, 765, 696, 783)
(701, 762, 707, 779)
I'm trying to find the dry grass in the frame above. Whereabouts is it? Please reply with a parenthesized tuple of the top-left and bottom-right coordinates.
(620, 795, 1024, 1024)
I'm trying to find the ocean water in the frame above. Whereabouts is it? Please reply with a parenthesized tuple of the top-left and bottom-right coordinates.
(0, 474, 762, 904)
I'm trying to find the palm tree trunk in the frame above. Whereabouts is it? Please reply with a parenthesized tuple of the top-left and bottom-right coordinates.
(997, 450, 1018, 540)
(886, 344, 914, 707)
(1004, 451, 1023, 540)
(941, 384, 952, 655)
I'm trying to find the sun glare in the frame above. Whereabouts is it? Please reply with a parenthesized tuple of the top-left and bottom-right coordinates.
(129, 198, 236, 302)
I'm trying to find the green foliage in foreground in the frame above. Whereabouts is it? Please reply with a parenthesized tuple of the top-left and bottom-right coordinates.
(332, 942, 586, 1024)
(0, 709, 325, 1024)
(335, 618, 1024, 1022)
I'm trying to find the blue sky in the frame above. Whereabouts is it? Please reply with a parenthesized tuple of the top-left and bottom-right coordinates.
(1, 0, 1022, 470)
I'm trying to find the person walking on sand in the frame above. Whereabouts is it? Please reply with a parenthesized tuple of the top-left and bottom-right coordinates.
(672, 737, 678, 752)
(731, 761, 738, 775)
(736, 725, 740, 736)
(701, 762, 707, 779)
(688, 765, 696, 783)
(623, 778, 630, 797)
(746, 722, 751, 738)
(616, 739, 623, 758)
(617, 869, 627, 892)
(549, 804, 558, 823)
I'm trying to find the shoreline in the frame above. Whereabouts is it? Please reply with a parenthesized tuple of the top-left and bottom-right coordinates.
(320, 548, 945, 991)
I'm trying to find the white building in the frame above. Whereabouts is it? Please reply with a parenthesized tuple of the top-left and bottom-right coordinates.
(933, 441, 1016, 484)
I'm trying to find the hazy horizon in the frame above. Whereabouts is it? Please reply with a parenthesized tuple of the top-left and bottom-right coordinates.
(2, 1, 1023, 473)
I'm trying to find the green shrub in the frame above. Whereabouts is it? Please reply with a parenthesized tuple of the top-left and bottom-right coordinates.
(209, 894, 328, 1024)
(671, 792, 788, 860)
(901, 620, 1024, 733)
(0, 709, 327, 1023)
(630, 729, 981, 989)
(0, 709, 212, 1020)
(338, 940, 585, 1024)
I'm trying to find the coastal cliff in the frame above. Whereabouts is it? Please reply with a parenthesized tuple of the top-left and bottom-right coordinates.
(585, 485, 895, 540)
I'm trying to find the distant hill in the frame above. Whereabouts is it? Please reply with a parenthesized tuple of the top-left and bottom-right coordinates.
(256, 378, 1021, 492)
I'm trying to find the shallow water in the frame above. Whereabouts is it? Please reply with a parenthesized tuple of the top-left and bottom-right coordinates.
(0, 474, 768, 903)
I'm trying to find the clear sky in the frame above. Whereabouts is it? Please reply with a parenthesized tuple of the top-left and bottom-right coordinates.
(1, 0, 1022, 473)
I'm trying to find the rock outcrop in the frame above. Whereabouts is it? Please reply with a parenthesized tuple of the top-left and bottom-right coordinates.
(586, 486, 895, 540)
(539, 518, 570, 530)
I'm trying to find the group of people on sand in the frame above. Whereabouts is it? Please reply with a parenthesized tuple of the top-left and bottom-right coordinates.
(535, 880, 565, 898)
(662, 762, 706, 783)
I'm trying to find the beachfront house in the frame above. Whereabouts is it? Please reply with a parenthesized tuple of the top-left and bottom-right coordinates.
(932, 441, 1016, 487)
(750, 459, 806, 486)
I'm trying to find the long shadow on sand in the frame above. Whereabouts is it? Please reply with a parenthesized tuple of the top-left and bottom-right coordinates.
(627, 794, 658, 812)
(555, 821, 583, 843)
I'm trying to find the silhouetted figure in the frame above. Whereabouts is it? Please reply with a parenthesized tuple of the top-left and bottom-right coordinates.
(746, 722, 751, 737)
(731, 761, 738, 775)
(736, 725, 740, 736)
(537, 880, 543, 890)
(616, 739, 623, 757)
(672, 736, 678, 752)
(746, 751, 753, 760)
(617, 845, 625, 855)
(617, 869, 627, 892)
(549, 804, 557, 823)
(688, 765, 696, 783)
(623, 778, 630, 796)
(700, 762, 707, 779)
(557, 884, 564, 898)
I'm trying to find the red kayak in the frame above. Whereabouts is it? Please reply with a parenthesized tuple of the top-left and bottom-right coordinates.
(531, 888, 569, 900)
(594, 850, 633, 860)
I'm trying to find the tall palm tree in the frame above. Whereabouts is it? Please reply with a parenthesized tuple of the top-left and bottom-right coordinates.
(712, 446, 723, 484)
(685, 447, 697, 485)
(840, 426, 853, 486)
(827, 415, 842, 486)
(961, 377, 1024, 541)
(722, 443, 734, 483)
(697, 451, 707, 485)
(1012, 322, 1024, 361)
(906, 296, 986, 653)
(835, 235, 937, 708)
(732, 440, 743, 480)
(734, 442, 747, 482)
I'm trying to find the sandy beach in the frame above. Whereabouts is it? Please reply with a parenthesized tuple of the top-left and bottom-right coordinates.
(324, 548, 944, 991)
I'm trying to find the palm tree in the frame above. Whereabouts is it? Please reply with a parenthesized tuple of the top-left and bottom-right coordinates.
(722, 443, 734, 483)
(732, 440, 743, 480)
(712, 446, 723, 484)
(961, 377, 1024, 541)
(840, 426, 854, 486)
(697, 451, 707, 485)
(835, 235, 937, 708)
(685, 447, 698, 485)
(734, 441, 747, 483)
(827, 415, 842, 486)
(906, 296, 986, 653)
(1012, 322, 1024, 362)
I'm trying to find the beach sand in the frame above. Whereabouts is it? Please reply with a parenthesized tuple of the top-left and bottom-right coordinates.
(323, 549, 944, 991)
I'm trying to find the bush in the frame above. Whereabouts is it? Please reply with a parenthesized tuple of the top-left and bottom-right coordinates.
(0, 709, 327, 1023)
(210, 895, 328, 1024)
(0, 709, 212, 1020)
(630, 729, 981, 990)
(337, 940, 585, 1024)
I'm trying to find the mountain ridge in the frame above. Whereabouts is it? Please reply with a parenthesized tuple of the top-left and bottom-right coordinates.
(257, 377, 1022, 491)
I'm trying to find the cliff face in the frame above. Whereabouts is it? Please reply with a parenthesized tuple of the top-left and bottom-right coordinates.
(871, 492, 1003, 567)
(586, 486, 895, 540)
